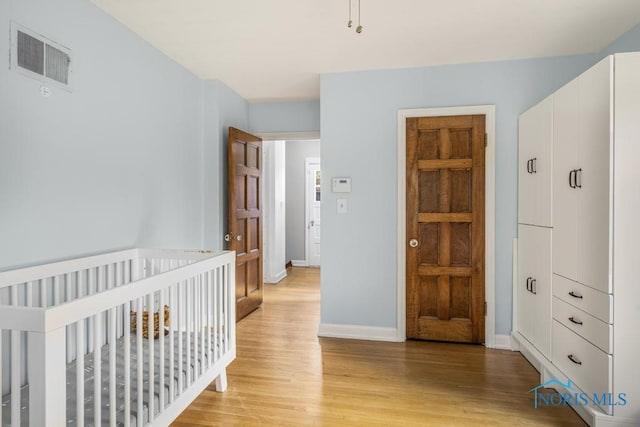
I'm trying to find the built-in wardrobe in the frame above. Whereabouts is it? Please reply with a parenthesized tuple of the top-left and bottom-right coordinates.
(513, 52, 640, 426)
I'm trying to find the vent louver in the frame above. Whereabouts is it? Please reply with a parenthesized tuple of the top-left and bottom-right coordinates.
(11, 22, 72, 89)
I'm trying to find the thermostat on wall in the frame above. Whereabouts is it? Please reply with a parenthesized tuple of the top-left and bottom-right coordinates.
(332, 177, 351, 193)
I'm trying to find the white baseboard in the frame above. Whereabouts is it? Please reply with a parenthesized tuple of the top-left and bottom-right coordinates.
(493, 334, 513, 350)
(318, 323, 401, 342)
(264, 269, 287, 284)
(291, 260, 308, 267)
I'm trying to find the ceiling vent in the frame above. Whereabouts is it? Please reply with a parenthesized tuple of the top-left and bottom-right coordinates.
(10, 22, 72, 90)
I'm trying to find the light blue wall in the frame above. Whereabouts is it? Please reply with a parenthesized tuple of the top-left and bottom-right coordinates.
(319, 54, 604, 333)
(0, 0, 204, 269)
(249, 100, 320, 134)
(203, 81, 249, 250)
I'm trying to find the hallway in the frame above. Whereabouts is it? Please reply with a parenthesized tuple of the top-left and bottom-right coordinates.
(173, 268, 584, 426)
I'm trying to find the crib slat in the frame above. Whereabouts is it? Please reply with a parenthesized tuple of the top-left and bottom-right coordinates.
(147, 292, 155, 422)
(169, 282, 175, 403)
(224, 263, 230, 352)
(124, 299, 131, 427)
(109, 307, 117, 427)
(159, 287, 165, 412)
(186, 278, 192, 387)
(213, 268, 218, 363)
(40, 277, 48, 308)
(76, 272, 85, 427)
(193, 275, 199, 380)
(177, 280, 183, 395)
(136, 297, 143, 426)
(10, 330, 20, 427)
(94, 312, 102, 427)
(200, 273, 205, 373)
(0, 329, 2, 423)
(207, 270, 212, 368)
(26, 281, 33, 307)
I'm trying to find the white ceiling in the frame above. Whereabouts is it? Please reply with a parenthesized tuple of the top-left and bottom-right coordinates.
(92, 0, 640, 102)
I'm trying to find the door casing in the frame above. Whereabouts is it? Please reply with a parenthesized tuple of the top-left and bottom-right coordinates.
(397, 105, 497, 347)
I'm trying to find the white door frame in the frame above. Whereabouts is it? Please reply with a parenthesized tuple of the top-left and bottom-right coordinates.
(305, 157, 321, 267)
(396, 105, 496, 347)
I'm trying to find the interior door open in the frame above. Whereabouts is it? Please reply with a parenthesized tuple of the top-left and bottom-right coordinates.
(306, 159, 321, 267)
(227, 127, 263, 321)
(406, 115, 485, 343)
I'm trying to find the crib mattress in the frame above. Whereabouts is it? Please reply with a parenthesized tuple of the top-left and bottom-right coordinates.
(1, 332, 221, 426)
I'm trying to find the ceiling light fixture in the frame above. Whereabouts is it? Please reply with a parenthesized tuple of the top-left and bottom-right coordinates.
(347, 0, 363, 34)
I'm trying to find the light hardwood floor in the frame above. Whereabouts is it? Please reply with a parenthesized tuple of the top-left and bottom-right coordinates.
(173, 268, 585, 426)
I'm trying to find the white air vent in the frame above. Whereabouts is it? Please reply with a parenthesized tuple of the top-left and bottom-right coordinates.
(10, 22, 72, 90)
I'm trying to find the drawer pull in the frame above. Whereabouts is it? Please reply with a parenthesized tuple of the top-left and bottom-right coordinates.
(568, 291, 583, 299)
(568, 316, 583, 325)
(568, 354, 583, 365)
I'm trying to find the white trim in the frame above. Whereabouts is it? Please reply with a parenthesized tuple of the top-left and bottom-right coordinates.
(511, 237, 518, 334)
(493, 334, 513, 350)
(396, 105, 496, 346)
(318, 323, 399, 342)
(255, 131, 320, 141)
(305, 157, 321, 267)
(291, 260, 308, 267)
(264, 269, 287, 284)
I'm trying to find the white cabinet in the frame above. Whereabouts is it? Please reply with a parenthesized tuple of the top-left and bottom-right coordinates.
(517, 224, 551, 358)
(553, 57, 612, 294)
(515, 53, 640, 425)
(518, 95, 553, 227)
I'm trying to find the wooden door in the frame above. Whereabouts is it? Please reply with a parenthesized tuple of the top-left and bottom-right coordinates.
(406, 115, 485, 343)
(227, 127, 263, 321)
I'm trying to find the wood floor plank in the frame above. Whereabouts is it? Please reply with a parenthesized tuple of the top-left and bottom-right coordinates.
(173, 267, 585, 426)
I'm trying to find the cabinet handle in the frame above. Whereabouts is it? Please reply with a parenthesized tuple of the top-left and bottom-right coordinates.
(576, 168, 582, 188)
(531, 278, 537, 295)
(569, 169, 576, 188)
(526, 159, 532, 174)
(526, 277, 531, 292)
(531, 157, 537, 173)
(568, 291, 583, 299)
(567, 354, 583, 365)
(568, 316, 583, 325)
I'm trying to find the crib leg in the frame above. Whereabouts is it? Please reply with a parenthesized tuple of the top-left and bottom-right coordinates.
(215, 369, 228, 392)
(28, 328, 66, 426)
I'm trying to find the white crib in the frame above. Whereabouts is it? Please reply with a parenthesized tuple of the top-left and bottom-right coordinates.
(0, 248, 236, 426)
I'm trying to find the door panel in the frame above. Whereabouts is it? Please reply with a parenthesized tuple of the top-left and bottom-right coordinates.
(406, 115, 485, 343)
(577, 58, 612, 293)
(553, 80, 579, 280)
(228, 127, 263, 321)
(518, 95, 553, 227)
(307, 162, 321, 267)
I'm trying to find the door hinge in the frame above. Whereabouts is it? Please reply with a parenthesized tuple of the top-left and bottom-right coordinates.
(484, 301, 487, 316)
(484, 133, 488, 148)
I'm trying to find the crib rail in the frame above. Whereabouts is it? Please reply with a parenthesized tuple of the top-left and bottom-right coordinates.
(0, 249, 236, 427)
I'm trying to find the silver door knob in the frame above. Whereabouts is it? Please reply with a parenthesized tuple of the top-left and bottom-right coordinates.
(409, 239, 419, 248)
(236, 235, 242, 241)
(224, 234, 231, 242)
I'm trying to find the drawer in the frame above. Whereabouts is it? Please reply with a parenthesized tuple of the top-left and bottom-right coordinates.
(553, 297, 612, 354)
(552, 321, 612, 413)
(553, 274, 612, 323)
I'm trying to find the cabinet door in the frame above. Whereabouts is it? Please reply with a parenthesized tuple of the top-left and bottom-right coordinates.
(553, 79, 579, 280)
(577, 57, 612, 294)
(517, 225, 535, 343)
(518, 96, 553, 227)
(517, 225, 552, 358)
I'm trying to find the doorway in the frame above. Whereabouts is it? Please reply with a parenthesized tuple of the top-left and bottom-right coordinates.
(306, 158, 321, 267)
(396, 106, 497, 347)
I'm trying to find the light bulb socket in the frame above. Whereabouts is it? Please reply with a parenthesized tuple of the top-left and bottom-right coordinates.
(356, 25, 363, 33)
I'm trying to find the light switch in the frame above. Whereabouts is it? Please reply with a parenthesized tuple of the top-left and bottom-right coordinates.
(337, 198, 348, 214)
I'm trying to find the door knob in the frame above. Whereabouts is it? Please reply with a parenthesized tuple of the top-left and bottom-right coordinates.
(409, 239, 419, 248)
(224, 233, 231, 242)
(236, 235, 242, 241)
